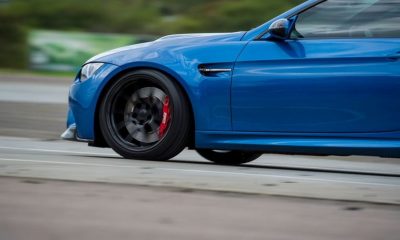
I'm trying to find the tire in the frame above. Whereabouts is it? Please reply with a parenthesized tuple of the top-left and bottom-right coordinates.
(99, 69, 190, 160)
(196, 149, 262, 165)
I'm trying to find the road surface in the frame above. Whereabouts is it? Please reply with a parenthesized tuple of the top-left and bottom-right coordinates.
(0, 73, 399, 240)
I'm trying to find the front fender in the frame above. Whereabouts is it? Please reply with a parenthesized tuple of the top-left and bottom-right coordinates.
(70, 40, 247, 140)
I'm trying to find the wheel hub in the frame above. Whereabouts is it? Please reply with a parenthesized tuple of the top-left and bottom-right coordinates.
(120, 87, 170, 144)
(133, 104, 152, 124)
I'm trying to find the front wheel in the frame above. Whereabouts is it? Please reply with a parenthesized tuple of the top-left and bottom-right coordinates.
(196, 149, 262, 165)
(99, 70, 190, 160)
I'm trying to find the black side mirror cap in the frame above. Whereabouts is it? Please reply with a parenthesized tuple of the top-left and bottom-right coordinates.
(266, 18, 290, 40)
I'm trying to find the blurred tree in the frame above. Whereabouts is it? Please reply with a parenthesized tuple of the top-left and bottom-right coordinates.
(0, 0, 302, 69)
(161, 0, 301, 33)
(4, 0, 301, 34)
(0, 8, 28, 69)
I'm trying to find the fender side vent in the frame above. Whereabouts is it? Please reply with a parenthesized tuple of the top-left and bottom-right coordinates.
(198, 63, 233, 76)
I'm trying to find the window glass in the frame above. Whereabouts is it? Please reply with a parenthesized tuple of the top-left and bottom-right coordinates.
(291, 0, 400, 38)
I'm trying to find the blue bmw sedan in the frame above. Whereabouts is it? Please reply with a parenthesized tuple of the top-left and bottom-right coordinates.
(62, 0, 400, 164)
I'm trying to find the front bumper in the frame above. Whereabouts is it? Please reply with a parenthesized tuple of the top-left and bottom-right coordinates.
(61, 123, 91, 142)
(61, 124, 76, 141)
(61, 63, 119, 142)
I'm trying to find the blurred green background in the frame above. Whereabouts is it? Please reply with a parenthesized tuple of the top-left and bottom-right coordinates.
(0, 0, 301, 73)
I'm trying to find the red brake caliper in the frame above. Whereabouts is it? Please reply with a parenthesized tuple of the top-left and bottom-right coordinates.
(158, 96, 170, 138)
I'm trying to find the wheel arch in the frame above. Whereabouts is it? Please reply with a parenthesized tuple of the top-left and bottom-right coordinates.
(92, 64, 196, 149)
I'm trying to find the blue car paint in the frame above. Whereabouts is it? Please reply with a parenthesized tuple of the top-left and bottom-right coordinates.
(232, 39, 400, 133)
(66, 0, 400, 157)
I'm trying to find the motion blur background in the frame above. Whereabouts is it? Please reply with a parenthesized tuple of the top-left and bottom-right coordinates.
(0, 0, 300, 73)
(1, 2, 400, 239)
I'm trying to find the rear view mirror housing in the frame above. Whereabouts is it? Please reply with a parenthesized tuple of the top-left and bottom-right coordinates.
(266, 18, 291, 40)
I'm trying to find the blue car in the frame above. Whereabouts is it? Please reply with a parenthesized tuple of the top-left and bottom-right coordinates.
(62, 0, 400, 164)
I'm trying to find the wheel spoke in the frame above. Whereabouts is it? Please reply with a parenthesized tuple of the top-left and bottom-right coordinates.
(125, 101, 135, 114)
(137, 87, 152, 99)
(151, 88, 167, 102)
(125, 122, 140, 135)
(145, 87, 157, 105)
(131, 130, 146, 142)
(130, 92, 139, 103)
(138, 87, 166, 103)
(133, 130, 159, 143)
(146, 121, 159, 132)
(124, 134, 133, 142)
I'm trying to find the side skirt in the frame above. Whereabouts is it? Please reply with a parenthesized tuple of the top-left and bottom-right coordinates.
(195, 131, 400, 158)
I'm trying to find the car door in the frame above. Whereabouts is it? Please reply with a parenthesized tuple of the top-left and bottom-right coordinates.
(231, 0, 400, 133)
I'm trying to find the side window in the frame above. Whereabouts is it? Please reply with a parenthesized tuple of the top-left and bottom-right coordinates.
(291, 0, 400, 39)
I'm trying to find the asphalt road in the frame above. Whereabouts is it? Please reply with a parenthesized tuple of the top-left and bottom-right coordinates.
(0, 73, 399, 240)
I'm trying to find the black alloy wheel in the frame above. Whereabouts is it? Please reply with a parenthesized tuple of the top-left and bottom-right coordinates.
(100, 70, 190, 160)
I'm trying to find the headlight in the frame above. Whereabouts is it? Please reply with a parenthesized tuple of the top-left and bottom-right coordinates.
(80, 63, 104, 82)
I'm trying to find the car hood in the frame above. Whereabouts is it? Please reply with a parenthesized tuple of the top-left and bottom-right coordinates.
(155, 32, 245, 42)
(86, 31, 246, 64)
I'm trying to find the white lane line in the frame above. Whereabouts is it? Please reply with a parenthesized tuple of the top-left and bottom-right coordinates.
(1, 145, 398, 177)
(0, 157, 399, 187)
(0, 146, 118, 157)
(0, 158, 126, 168)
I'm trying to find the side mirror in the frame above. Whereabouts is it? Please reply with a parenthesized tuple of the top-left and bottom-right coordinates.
(267, 19, 290, 40)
